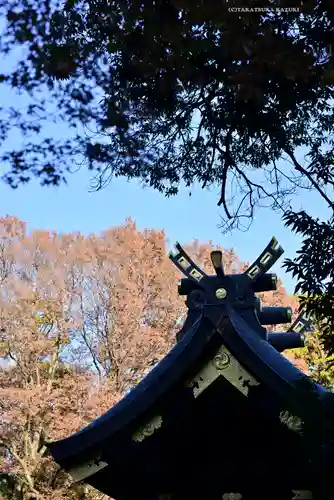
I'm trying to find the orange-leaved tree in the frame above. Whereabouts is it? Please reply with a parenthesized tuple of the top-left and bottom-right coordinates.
(0, 216, 309, 499)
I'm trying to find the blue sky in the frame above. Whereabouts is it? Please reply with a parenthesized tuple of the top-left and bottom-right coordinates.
(0, 43, 330, 295)
(0, 159, 329, 294)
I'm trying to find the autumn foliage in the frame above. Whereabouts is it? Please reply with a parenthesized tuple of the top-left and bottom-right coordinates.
(0, 216, 311, 499)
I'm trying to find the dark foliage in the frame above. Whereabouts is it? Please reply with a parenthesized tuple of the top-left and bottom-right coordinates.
(283, 211, 334, 352)
(0, 1, 333, 205)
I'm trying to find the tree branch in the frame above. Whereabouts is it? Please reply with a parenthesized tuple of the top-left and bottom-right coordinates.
(285, 149, 334, 211)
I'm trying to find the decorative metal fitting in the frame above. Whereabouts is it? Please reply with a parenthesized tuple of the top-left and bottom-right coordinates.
(216, 287, 227, 299)
(213, 352, 230, 370)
